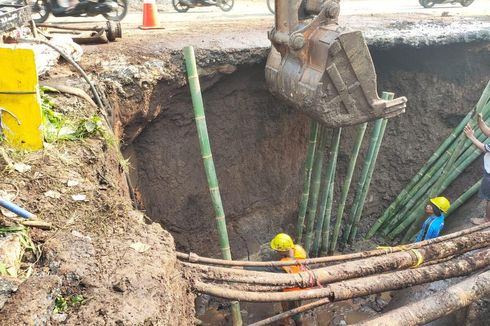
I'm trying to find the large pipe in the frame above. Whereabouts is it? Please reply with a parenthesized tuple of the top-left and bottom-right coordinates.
(177, 223, 490, 267)
(357, 269, 490, 326)
(193, 249, 490, 302)
(186, 230, 490, 287)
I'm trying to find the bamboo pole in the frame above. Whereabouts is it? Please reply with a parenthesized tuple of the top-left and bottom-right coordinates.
(304, 126, 328, 252)
(249, 298, 330, 326)
(446, 179, 481, 216)
(192, 249, 490, 302)
(399, 145, 487, 242)
(344, 92, 394, 243)
(183, 46, 242, 326)
(367, 82, 490, 238)
(358, 269, 490, 326)
(313, 127, 341, 256)
(389, 106, 490, 241)
(330, 123, 367, 254)
(386, 102, 490, 238)
(382, 168, 444, 236)
(177, 222, 490, 267)
(296, 121, 319, 243)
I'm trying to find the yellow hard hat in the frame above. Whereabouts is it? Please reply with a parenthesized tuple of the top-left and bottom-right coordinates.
(430, 196, 451, 214)
(293, 244, 307, 259)
(270, 233, 294, 251)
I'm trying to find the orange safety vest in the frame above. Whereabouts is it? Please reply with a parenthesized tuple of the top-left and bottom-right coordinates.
(281, 257, 305, 292)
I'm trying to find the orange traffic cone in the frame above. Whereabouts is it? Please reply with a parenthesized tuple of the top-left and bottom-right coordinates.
(139, 0, 164, 30)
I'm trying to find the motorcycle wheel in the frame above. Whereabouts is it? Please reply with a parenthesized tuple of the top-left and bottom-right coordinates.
(218, 0, 234, 12)
(460, 0, 474, 7)
(29, 0, 50, 24)
(419, 0, 435, 8)
(103, 0, 129, 21)
(266, 0, 274, 14)
(172, 0, 190, 13)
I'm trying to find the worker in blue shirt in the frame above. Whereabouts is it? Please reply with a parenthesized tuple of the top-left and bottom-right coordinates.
(416, 196, 451, 242)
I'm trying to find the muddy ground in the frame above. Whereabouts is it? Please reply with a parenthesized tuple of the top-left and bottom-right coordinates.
(0, 93, 194, 325)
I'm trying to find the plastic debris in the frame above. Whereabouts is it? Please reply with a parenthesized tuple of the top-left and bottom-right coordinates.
(67, 180, 80, 187)
(71, 194, 87, 201)
(34, 35, 84, 76)
(130, 242, 151, 253)
(13, 163, 31, 173)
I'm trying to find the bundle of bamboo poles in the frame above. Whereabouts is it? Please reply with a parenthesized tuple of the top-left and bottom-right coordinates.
(367, 81, 490, 242)
(181, 227, 490, 326)
(297, 92, 394, 256)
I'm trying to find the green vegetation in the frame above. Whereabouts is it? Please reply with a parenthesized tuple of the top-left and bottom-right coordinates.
(54, 294, 86, 313)
(40, 88, 104, 143)
(367, 81, 490, 242)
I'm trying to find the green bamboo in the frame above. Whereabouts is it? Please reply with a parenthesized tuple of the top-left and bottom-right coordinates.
(329, 123, 367, 254)
(392, 150, 479, 241)
(378, 101, 490, 236)
(343, 92, 394, 243)
(304, 127, 328, 253)
(382, 168, 444, 236)
(401, 147, 484, 242)
(399, 146, 485, 242)
(367, 82, 490, 238)
(319, 128, 342, 256)
(296, 121, 319, 243)
(183, 46, 242, 326)
(349, 118, 390, 242)
(446, 179, 481, 216)
(312, 127, 341, 257)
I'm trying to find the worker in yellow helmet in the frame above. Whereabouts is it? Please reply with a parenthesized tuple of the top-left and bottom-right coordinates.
(416, 197, 450, 242)
(270, 233, 307, 325)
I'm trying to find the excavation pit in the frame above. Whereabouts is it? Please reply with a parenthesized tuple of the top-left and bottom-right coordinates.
(117, 41, 490, 324)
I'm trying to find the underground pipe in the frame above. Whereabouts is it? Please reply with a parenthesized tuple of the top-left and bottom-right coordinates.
(185, 229, 490, 287)
(357, 269, 490, 326)
(193, 249, 489, 302)
(177, 222, 490, 267)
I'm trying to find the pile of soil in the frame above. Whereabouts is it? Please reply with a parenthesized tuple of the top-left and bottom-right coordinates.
(0, 91, 195, 325)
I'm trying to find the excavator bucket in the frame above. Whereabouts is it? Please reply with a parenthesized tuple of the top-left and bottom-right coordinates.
(266, 1, 407, 127)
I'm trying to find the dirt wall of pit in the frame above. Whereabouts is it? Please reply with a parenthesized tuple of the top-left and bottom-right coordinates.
(121, 42, 490, 258)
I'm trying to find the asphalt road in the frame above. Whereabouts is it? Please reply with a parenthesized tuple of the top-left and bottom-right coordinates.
(46, 0, 490, 25)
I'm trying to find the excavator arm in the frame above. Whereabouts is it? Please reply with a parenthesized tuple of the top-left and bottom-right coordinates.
(266, 0, 407, 127)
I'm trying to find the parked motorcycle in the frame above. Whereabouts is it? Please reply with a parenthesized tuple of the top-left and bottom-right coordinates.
(28, 0, 128, 23)
(419, 0, 474, 8)
(172, 0, 234, 13)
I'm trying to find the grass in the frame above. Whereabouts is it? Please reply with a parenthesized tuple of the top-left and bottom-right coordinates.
(54, 294, 86, 314)
(41, 88, 105, 143)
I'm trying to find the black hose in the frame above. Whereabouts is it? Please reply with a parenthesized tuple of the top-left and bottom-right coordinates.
(18, 37, 106, 115)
